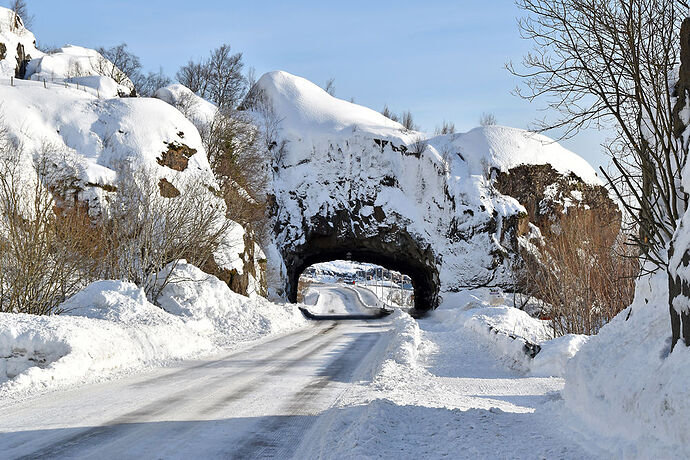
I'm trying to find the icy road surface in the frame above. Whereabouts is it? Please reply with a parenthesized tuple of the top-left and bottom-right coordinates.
(0, 286, 390, 459)
(0, 285, 593, 459)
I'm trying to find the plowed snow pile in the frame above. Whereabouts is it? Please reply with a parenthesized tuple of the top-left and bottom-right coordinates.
(0, 262, 305, 400)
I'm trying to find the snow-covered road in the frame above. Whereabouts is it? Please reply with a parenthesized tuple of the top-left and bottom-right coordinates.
(306, 284, 379, 316)
(0, 287, 392, 459)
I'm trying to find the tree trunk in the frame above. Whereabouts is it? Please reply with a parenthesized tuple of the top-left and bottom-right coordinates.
(669, 17, 690, 350)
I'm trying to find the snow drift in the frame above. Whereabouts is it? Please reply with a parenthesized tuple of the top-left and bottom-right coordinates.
(0, 263, 305, 399)
(562, 272, 690, 456)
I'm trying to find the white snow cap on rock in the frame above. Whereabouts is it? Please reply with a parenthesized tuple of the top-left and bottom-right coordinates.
(445, 125, 602, 185)
(255, 70, 406, 139)
(254, 70, 600, 184)
(155, 84, 219, 129)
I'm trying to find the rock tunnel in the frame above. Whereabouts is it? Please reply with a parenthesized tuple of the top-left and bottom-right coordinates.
(283, 216, 440, 314)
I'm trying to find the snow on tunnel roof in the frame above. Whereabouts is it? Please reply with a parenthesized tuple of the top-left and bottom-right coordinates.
(255, 70, 601, 185)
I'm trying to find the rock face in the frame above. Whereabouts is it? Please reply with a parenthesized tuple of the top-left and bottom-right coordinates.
(495, 163, 619, 239)
(254, 71, 607, 312)
(0, 8, 41, 79)
(14, 42, 30, 78)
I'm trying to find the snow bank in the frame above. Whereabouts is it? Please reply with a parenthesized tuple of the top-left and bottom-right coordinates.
(156, 261, 306, 347)
(0, 264, 306, 399)
(563, 272, 690, 456)
(0, 281, 213, 397)
(436, 289, 586, 376)
(379, 309, 421, 368)
(531, 334, 589, 377)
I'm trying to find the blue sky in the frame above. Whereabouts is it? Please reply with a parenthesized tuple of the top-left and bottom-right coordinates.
(25, 0, 611, 170)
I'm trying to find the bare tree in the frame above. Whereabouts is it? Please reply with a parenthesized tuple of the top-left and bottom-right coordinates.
(176, 59, 210, 96)
(510, 0, 690, 347)
(246, 66, 258, 89)
(9, 0, 33, 31)
(510, 0, 687, 271)
(201, 108, 269, 224)
(381, 105, 399, 122)
(435, 120, 456, 135)
(176, 44, 247, 109)
(134, 67, 172, 97)
(479, 112, 497, 126)
(95, 43, 141, 92)
(324, 77, 336, 96)
(401, 110, 417, 131)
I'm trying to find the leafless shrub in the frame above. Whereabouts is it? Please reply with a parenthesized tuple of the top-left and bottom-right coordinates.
(0, 144, 101, 315)
(381, 105, 400, 123)
(201, 109, 268, 225)
(408, 136, 428, 156)
(66, 60, 87, 79)
(524, 211, 639, 336)
(324, 78, 336, 96)
(99, 167, 231, 303)
(401, 110, 418, 131)
(479, 112, 497, 126)
(435, 121, 456, 135)
(133, 67, 172, 97)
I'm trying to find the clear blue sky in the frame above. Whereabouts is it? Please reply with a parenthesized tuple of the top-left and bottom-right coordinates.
(24, 0, 611, 170)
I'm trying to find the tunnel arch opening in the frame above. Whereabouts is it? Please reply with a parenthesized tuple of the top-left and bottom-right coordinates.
(284, 233, 440, 314)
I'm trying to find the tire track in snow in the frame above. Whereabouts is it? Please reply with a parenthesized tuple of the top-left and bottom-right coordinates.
(225, 328, 385, 459)
(13, 322, 341, 460)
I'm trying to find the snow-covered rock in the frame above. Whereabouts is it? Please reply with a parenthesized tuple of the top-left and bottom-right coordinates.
(251, 71, 607, 309)
(0, 6, 42, 78)
(155, 83, 218, 130)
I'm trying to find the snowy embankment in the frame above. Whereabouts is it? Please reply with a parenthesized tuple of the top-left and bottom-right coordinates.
(0, 262, 306, 400)
(562, 272, 690, 457)
(436, 290, 588, 376)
